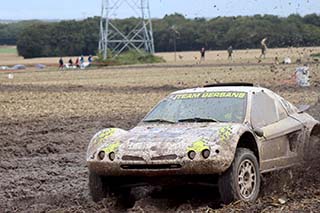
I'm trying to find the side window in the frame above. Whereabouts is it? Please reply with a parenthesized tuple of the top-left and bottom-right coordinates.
(251, 92, 279, 128)
(276, 99, 288, 120)
(280, 98, 297, 115)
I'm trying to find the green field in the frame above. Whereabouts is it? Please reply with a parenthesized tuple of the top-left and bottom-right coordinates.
(0, 46, 17, 54)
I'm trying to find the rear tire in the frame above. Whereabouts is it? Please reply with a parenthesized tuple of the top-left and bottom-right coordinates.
(218, 148, 260, 204)
(304, 133, 320, 161)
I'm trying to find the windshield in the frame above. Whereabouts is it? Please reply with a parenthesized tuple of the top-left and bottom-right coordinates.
(144, 91, 247, 123)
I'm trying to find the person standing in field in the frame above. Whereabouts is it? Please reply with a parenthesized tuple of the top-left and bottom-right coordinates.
(68, 58, 73, 66)
(75, 57, 80, 68)
(88, 55, 93, 64)
(200, 47, 206, 61)
(80, 56, 84, 64)
(59, 57, 64, 70)
(227, 46, 233, 60)
(260, 38, 268, 59)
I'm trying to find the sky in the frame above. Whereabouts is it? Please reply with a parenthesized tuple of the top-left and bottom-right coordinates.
(0, 0, 319, 20)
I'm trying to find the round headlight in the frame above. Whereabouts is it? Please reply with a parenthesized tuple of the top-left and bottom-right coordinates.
(188, 151, 196, 160)
(202, 149, 211, 159)
(109, 152, 115, 161)
(98, 151, 105, 160)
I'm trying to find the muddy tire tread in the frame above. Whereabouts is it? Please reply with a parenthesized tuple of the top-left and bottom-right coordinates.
(89, 171, 108, 202)
(218, 148, 260, 204)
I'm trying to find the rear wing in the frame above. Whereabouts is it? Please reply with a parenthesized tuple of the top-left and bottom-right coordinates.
(204, 82, 254, 88)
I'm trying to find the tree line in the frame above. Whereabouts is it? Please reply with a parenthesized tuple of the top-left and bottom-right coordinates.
(0, 20, 43, 45)
(0, 13, 319, 58)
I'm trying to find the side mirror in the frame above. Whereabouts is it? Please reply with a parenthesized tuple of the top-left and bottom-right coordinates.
(254, 128, 264, 137)
(297, 105, 310, 114)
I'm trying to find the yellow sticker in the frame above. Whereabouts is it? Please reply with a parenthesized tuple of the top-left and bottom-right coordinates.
(188, 140, 209, 152)
(93, 128, 116, 145)
(102, 141, 121, 153)
(219, 126, 233, 142)
(174, 93, 202, 100)
(173, 92, 246, 100)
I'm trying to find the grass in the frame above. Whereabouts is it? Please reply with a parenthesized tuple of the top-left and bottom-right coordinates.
(311, 53, 320, 57)
(0, 46, 17, 54)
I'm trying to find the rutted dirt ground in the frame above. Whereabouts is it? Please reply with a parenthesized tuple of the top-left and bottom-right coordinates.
(1, 62, 320, 212)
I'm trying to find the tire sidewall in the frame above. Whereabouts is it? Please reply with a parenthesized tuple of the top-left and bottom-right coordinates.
(233, 149, 260, 202)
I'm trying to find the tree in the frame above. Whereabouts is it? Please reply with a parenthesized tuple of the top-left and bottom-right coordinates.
(13, 14, 320, 58)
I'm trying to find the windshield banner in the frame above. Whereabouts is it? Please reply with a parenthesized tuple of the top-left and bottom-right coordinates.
(171, 92, 246, 100)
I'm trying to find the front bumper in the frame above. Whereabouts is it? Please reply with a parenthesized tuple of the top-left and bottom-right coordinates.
(87, 156, 232, 177)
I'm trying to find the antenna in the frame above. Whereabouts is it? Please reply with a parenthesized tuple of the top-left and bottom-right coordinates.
(99, 0, 155, 60)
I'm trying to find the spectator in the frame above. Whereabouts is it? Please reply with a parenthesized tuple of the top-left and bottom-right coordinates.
(68, 58, 73, 66)
(88, 55, 93, 63)
(75, 57, 80, 68)
(80, 56, 84, 64)
(200, 47, 206, 61)
(259, 38, 268, 59)
(227, 46, 233, 60)
(59, 57, 64, 70)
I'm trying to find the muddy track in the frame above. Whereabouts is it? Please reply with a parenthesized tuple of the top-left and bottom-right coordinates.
(1, 82, 319, 96)
(0, 113, 144, 212)
(1, 86, 320, 212)
(0, 84, 181, 94)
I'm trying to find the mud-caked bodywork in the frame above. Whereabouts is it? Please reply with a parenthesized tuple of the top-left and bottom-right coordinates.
(87, 123, 253, 176)
(87, 85, 319, 180)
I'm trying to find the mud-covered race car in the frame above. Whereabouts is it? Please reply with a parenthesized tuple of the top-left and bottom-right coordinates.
(87, 83, 319, 204)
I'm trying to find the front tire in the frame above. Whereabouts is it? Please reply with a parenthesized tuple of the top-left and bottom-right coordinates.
(218, 148, 260, 204)
(89, 171, 135, 207)
(89, 171, 109, 202)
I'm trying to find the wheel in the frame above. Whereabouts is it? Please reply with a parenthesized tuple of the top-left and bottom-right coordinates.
(304, 133, 320, 161)
(218, 148, 260, 204)
(89, 171, 109, 202)
(89, 171, 135, 207)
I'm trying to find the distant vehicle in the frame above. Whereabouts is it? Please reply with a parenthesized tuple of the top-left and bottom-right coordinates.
(10, 64, 26, 70)
(87, 83, 319, 204)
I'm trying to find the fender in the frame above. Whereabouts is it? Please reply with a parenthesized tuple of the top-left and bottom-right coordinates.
(87, 128, 127, 160)
(214, 124, 257, 171)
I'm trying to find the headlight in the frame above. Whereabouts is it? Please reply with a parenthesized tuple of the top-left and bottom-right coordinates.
(98, 151, 105, 160)
(188, 151, 196, 160)
(109, 152, 116, 161)
(202, 149, 211, 159)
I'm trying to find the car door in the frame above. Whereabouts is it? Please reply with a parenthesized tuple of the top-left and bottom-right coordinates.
(250, 91, 304, 173)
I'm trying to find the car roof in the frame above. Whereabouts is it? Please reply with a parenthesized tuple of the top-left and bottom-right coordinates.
(171, 86, 268, 95)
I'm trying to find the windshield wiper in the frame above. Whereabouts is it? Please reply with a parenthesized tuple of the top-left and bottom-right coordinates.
(144, 119, 176, 124)
(178, 117, 220, 123)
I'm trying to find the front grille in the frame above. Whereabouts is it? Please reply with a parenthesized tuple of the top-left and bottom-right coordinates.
(121, 164, 182, 170)
(151, 154, 178, 161)
(122, 155, 144, 161)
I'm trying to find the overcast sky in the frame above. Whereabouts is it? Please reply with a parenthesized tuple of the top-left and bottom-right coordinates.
(0, 0, 319, 20)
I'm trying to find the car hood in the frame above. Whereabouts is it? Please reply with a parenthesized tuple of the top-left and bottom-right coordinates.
(122, 123, 235, 144)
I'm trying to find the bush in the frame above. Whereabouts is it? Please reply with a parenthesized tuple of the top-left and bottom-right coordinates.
(96, 50, 165, 66)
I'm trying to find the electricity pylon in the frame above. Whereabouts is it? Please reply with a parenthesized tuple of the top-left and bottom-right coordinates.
(99, 0, 155, 60)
